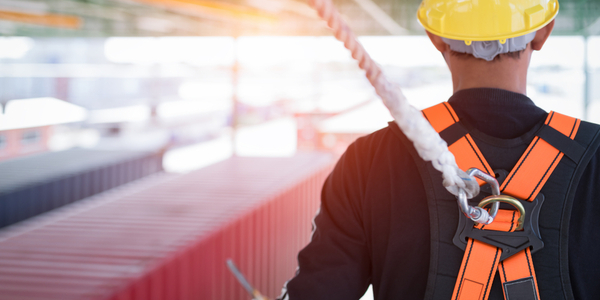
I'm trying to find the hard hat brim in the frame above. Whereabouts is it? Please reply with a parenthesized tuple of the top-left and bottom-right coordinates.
(417, 0, 559, 43)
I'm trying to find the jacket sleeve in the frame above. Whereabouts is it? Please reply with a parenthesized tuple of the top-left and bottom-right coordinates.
(281, 139, 372, 300)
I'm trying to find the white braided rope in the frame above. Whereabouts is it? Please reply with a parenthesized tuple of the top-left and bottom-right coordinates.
(308, 0, 479, 198)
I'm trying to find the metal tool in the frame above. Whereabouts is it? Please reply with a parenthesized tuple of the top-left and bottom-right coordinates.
(226, 259, 270, 300)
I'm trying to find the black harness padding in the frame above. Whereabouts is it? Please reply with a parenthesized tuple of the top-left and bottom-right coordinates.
(390, 119, 600, 300)
(439, 122, 470, 146)
(537, 125, 586, 162)
(504, 276, 537, 300)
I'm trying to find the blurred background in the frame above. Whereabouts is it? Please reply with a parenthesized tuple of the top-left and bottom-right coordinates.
(0, 0, 598, 299)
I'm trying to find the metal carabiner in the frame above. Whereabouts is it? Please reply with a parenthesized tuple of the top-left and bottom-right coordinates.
(456, 168, 501, 225)
(457, 190, 493, 225)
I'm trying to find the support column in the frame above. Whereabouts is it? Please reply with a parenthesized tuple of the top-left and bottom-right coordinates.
(232, 37, 240, 156)
(584, 35, 590, 121)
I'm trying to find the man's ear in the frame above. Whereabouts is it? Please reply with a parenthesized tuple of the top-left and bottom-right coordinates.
(426, 30, 449, 53)
(531, 20, 555, 51)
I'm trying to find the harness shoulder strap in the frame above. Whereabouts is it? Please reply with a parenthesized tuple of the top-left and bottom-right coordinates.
(422, 102, 494, 181)
(500, 111, 580, 201)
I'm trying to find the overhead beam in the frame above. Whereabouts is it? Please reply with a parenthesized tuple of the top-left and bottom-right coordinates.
(125, 0, 278, 24)
(244, 0, 319, 19)
(0, 8, 81, 29)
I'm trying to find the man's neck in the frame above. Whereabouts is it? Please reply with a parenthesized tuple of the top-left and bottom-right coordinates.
(446, 46, 532, 95)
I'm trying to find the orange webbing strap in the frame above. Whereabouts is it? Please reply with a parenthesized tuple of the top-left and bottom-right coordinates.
(498, 248, 540, 300)
(453, 237, 541, 300)
(488, 111, 579, 299)
(422, 103, 494, 184)
(453, 239, 501, 300)
(500, 111, 581, 200)
(452, 210, 520, 300)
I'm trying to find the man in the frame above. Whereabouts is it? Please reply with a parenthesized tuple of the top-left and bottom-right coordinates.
(280, 0, 600, 299)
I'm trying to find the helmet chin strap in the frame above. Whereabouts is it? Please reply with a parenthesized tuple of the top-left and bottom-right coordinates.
(441, 32, 537, 61)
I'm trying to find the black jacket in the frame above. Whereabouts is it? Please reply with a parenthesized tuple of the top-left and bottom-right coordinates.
(284, 88, 600, 299)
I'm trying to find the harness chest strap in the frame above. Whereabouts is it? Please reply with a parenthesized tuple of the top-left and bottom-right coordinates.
(422, 103, 581, 300)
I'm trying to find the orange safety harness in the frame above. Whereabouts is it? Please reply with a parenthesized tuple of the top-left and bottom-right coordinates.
(422, 102, 580, 300)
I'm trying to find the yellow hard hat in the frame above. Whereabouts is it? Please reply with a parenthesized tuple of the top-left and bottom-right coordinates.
(417, 0, 559, 43)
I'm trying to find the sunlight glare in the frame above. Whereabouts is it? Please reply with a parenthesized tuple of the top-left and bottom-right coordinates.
(237, 36, 319, 68)
(530, 36, 584, 68)
(87, 105, 150, 124)
(0, 37, 34, 59)
(157, 99, 232, 119)
(163, 134, 233, 173)
(104, 37, 235, 65)
(359, 36, 446, 67)
(235, 117, 297, 157)
(1, 98, 87, 130)
(178, 81, 234, 100)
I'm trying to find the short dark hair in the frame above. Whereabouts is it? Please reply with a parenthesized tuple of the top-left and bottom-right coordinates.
(449, 49, 525, 61)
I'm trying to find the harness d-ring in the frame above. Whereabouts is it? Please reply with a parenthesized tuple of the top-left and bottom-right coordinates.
(479, 195, 526, 230)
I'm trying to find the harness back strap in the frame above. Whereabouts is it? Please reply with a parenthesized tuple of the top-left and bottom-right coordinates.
(500, 112, 581, 200)
(422, 103, 581, 300)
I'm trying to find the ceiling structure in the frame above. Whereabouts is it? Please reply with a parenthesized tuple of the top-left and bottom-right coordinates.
(0, 0, 598, 37)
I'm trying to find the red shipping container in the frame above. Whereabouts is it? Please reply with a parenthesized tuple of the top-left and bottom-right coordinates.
(0, 153, 334, 300)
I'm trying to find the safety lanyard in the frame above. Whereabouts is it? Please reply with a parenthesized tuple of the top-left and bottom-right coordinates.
(422, 102, 581, 300)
